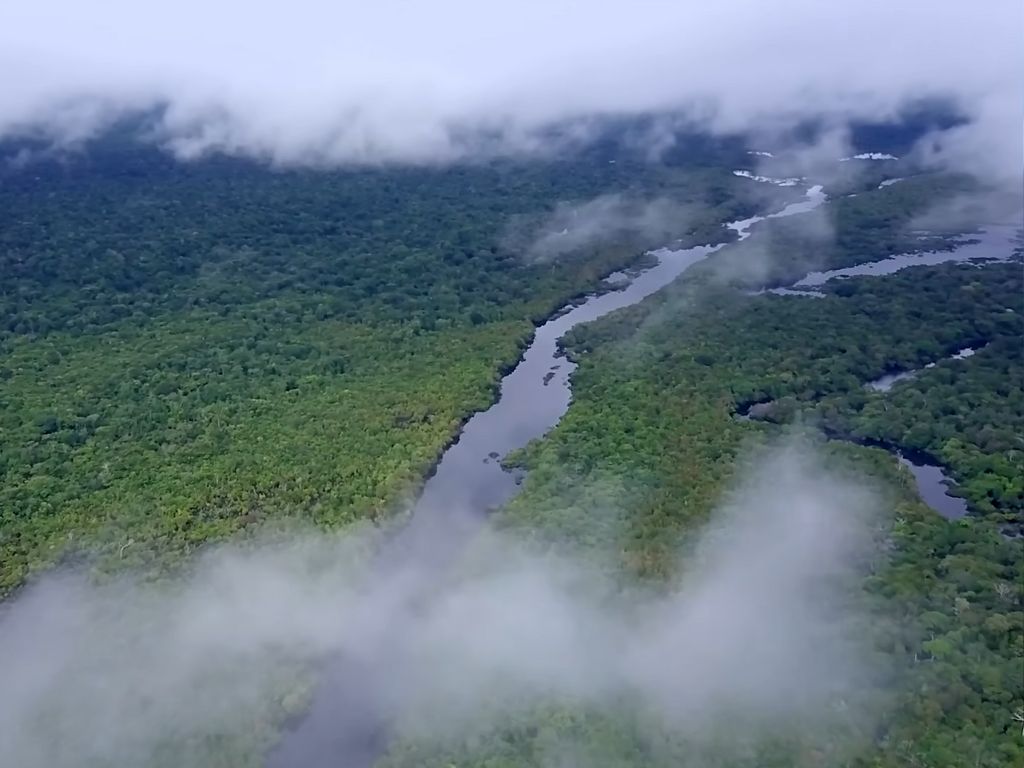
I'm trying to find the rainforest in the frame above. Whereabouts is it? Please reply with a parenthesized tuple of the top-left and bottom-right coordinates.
(0, 3, 1022, 767)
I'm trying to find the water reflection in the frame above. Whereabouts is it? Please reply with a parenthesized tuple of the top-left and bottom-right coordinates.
(866, 345, 984, 392)
(754, 225, 1016, 298)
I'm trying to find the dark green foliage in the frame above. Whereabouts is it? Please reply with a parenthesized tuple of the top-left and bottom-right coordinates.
(687, 173, 974, 289)
(3, 137, 1020, 766)
(381, 192, 1023, 766)
(817, 334, 1023, 525)
(0, 142, 773, 592)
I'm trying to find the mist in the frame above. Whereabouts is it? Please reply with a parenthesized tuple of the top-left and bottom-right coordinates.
(1, 0, 1020, 187)
(520, 195, 700, 262)
(0, 440, 885, 766)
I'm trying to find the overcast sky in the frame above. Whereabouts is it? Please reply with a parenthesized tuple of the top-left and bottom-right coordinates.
(1, 1, 1020, 172)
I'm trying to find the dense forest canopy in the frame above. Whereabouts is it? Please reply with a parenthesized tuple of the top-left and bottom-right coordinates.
(393, 201, 1021, 768)
(0, 132, 791, 592)
(0, 122, 1020, 768)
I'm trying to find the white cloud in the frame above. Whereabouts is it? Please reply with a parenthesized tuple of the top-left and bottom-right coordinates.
(0, 441, 883, 766)
(0, 0, 1020, 177)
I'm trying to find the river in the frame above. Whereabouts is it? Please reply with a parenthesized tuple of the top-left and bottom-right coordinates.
(763, 225, 1017, 297)
(896, 450, 969, 519)
(867, 345, 983, 392)
(734, 397, 972, 521)
(268, 191, 1012, 766)
(735, 226, 1021, 521)
(403, 185, 825, 528)
(265, 186, 827, 768)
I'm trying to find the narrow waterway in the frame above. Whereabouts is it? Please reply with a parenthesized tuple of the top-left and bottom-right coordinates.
(733, 219, 1019, 521)
(867, 345, 983, 392)
(405, 186, 826, 527)
(764, 225, 1017, 297)
(735, 397, 972, 521)
(265, 186, 827, 768)
(897, 451, 969, 519)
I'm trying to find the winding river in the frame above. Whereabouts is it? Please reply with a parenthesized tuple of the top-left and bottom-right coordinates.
(268, 183, 1014, 765)
(763, 225, 1017, 297)
(867, 345, 983, 392)
(266, 187, 826, 768)
(737, 226, 1020, 522)
(734, 395, 972, 521)
(402, 186, 826, 527)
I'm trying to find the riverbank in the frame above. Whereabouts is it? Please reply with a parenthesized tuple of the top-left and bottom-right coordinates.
(267, 184, 831, 766)
(468, 214, 1022, 768)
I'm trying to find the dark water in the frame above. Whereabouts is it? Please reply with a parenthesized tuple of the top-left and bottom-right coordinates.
(265, 188, 827, 768)
(734, 401, 774, 422)
(867, 345, 982, 392)
(736, 399, 971, 522)
(897, 452, 969, 520)
(407, 243, 722, 520)
(270, 205, 1014, 767)
(742, 226, 1012, 520)
(867, 368, 923, 392)
(404, 185, 826, 526)
(862, 343, 992, 519)
(732, 221, 1021, 521)
(770, 225, 1017, 297)
(795, 225, 1015, 285)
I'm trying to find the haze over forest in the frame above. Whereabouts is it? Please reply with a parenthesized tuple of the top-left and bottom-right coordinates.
(0, 3, 1021, 768)
(1, 1, 1021, 177)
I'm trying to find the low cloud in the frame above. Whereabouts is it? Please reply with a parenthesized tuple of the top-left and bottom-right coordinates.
(907, 97, 1024, 231)
(518, 195, 698, 262)
(909, 188, 1024, 234)
(748, 127, 856, 188)
(911, 88, 1023, 195)
(683, 179, 832, 294)
(0, 440, 884, 767)
(0, 0, 1019, 188)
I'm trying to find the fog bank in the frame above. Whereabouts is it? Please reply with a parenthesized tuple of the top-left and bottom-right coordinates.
(1, 0, 1020, 184)
(0, 441, 883, 766)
